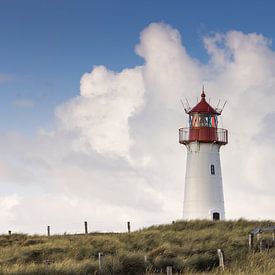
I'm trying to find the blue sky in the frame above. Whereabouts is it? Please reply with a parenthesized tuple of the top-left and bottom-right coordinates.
(1, 0, 275, 134)
(1, 1, 275, 233)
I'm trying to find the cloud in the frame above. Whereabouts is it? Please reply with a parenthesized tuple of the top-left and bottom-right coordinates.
(0, 195, 20, 228)
(1, 22, 275, 233)
(56, 66, 145, 159)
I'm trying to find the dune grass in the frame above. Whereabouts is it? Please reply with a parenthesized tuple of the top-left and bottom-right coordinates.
(0, 219, 274, 274)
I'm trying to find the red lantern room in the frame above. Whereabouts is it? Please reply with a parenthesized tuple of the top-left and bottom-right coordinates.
(179, 90, 228, 145)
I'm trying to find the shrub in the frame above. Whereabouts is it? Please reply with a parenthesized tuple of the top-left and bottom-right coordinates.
(19, 249, 44, 264)
(153, 256, 184, 272)
(22, 239, 45, 246)
(119, 253, 146, 275)
(73, 246, 92, 261)
(185, 253, 218, 271)
(101, 255, 121, 274)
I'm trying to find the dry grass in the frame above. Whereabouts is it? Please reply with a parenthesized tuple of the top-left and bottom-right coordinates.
(0, 219, 274, 274)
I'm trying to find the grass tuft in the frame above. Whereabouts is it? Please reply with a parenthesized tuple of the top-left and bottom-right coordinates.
(0, 220, 274, 274)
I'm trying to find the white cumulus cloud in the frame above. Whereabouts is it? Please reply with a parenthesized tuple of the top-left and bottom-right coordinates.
(56, 65, 145, 159)
(1, 22, 275, 234)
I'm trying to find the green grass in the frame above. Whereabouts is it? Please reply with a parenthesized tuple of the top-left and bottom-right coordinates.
(0, 219, 274, 274)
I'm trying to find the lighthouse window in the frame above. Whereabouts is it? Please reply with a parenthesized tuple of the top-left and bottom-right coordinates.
(190, 114, 218, 128)
(211, 164, 215, 175)
(200, 114, 208, 126)
(191, 114, 200, 127)
(212, 115, 217, 128)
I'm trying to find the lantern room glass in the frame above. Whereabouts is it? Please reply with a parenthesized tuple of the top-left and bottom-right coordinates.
(189, 114, 217, 128)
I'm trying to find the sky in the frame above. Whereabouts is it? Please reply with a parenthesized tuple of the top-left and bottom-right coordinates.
(1, 0, 275, 234)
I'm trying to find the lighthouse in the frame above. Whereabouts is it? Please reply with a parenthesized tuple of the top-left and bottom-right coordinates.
(179, 89, 228, 220)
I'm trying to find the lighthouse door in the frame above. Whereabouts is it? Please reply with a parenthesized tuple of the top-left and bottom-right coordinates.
(212, 212, 220, 221)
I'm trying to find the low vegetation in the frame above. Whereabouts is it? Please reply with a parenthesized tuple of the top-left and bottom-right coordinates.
(0, 219, 274, 274)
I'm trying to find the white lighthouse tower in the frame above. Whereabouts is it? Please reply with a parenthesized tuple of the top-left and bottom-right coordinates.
(179, 89, 228, 220)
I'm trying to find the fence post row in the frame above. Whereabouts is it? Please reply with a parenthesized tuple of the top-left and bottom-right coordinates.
(43, 221, 136, 235)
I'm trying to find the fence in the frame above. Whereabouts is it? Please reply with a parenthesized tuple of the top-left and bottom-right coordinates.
(249, 226, 275, 252)
(6, 221, 133, 236)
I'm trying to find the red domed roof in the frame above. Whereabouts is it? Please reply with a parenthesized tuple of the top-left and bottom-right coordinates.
(188, 90, 220, 115)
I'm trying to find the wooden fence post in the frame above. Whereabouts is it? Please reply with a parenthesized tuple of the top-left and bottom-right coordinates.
(144, 255, 147, 264)
(248, 233, 254, 252)
(98, 252, 103, 271)
(166, 266, 172, 275)
(127, 221, 131, 233)
(84, 221, 88, 234)
(217, 249, 225, 271)
(44, 259, 51, 271)
(47, 226, 50, 236)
